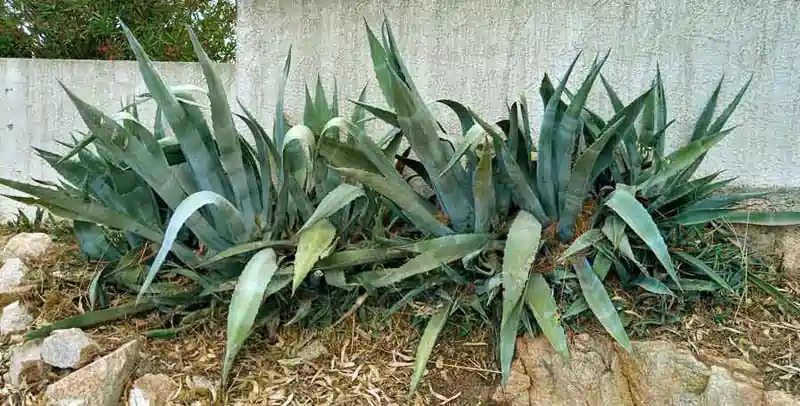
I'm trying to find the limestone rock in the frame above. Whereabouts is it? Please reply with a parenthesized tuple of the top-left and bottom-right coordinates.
(129, 374, 177, 406)
(492, 334, 631, 406)
(9, 340, 48, 387)
(2, 232, 52, 262)
(1, 300, 33, 335)
(0, 257, 28, 297)
(41, 328, 101, 369)
(493, 335, 800, 406)
(43, 340, 140, 406)
(765, 391, 800, 406)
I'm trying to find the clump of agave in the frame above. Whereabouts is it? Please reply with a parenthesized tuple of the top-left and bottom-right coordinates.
(3, 17, 799, 392)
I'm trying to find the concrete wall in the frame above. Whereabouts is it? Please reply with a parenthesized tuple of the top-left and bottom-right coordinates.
(3, 0, 800, 218)
(236, 0, 800, 188)
(0, 59, 234, 218)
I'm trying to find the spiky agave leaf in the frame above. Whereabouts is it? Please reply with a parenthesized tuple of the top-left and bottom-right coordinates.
(223, 248, 279, 387)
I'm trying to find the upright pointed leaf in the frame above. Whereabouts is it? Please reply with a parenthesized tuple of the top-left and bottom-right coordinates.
(473, 138, 495, 233)
(537, 53, 581, 218)
(121, 22, 232, 201)
(189, 29, 255, 229)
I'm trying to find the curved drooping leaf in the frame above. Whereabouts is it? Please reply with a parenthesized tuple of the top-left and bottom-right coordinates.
(140, 191, 246, 300)
(668, 209, 800, 227)
(437, 99, 475, 136)
(356, 234, 487, 287)
(440, 124, 488, 177)
(223, 248, 279, 387)
(282, 125, 316, 192)
(300, 183, 365, 233)
(195, 240, 295, 268)
(633, 275, 674, 296)
(574, 258, 632, 351)
(0, 178, 195, 262)
(525, 274, 570, 361)
(499, 211, 542, 384)
(605, 188, 680, 289)
(410, 303, 451, 393)
(292, 219, 338, 292)
(332, 166, 452, 236)
(672, 251, 735, 294)
(560, 229, 605, 261)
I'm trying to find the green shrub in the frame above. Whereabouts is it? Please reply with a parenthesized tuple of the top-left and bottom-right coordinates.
(3, 18, 799, 392)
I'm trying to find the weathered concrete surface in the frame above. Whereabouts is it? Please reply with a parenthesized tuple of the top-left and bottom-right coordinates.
(237, 0, 800, 189)
(0, 59, 234, 219)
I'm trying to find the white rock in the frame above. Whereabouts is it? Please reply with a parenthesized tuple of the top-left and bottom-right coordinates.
(2, 232, 52, 262)
(41, 328, 100, 369)
(0, 258, 27, 291)
(9, 340, 47, 387)
(129, 374, 177, 406)
(44, 340, 140, 406)
(0, 258, 32, 306)
(1, 301, 33, 335)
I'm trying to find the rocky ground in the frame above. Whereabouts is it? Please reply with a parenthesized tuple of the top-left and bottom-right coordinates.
(0, 227, 798, 405)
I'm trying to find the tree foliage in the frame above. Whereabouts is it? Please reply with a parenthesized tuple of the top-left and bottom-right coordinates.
(0, 0, 235, 61)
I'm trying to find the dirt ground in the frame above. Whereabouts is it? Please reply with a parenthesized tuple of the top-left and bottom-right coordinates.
(1, 225, 798, 405)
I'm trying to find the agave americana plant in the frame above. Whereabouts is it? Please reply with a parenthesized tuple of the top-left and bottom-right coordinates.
(2, 18, 799, 393)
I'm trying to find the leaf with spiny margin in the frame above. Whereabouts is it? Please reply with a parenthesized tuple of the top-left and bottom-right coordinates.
(537, 53, 581, 218)
(574, 258, 632, 351)
(558, 115, 625, 239)
(121, 22, 233, 203)
(410, 303, 451, 393)
(356, 234, 487, 287)
(437, 99, 475, 136)
(223, 248, 279, 387)
(292, 219, 337, 292)
(560, 229, 605, 261)
(189, 28, 254, 229)
(605, 188, 680, 289)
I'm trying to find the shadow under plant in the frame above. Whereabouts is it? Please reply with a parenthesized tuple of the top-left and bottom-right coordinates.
(2, 17, 800, 394)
